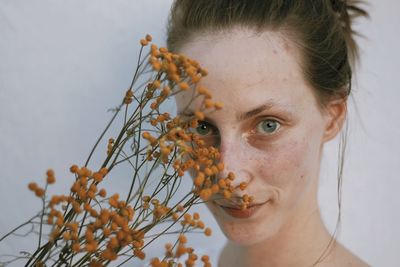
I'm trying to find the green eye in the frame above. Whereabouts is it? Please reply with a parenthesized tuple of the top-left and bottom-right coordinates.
(256, 119, 280, 134)
(195, 121, 214, 136)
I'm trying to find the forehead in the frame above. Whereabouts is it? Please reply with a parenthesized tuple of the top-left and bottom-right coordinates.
(176, 27, 315, 115)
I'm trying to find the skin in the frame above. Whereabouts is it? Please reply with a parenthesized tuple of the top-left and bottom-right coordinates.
(174, 26, 369, 267)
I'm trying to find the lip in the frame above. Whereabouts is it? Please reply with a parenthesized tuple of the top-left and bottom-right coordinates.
(217, 201, 268, 219)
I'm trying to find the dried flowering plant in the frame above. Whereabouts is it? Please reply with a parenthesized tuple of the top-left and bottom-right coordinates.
(0, 34, 254, 267)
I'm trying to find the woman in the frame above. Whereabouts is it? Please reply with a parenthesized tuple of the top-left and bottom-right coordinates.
(167, 1, 369, 266)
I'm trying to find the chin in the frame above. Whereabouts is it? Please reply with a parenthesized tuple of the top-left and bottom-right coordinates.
(205, 200, 283, 246)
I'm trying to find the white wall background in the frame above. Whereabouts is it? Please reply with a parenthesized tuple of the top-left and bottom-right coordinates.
(0, 1, 398, 266)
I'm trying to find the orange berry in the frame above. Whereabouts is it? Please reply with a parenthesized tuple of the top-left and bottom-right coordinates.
(133, 249, 146, 260)
(196, 220, 205, 229)
(140, 39, 148, 46)
(98, 188, 107, 198)
(103, 228, 111, 237)
(249, 195, 255, 203)
(197, 86, 211, 98)
(172, 212, 180, 221)
(100, 249, 117, 261)
(145, 34, 152, 42)
(159, 47, 168, 53)
(99, 167, 108, 176)
(214, 102, 224, 110)
(216, 162, 224, 171)
(223, 189, 231, 199)
(201, 255, 210, 262)
(178, 234, 187, 244)
(204, 167, 213, 177)
(72, 242, 80, 252)
(227, 172, 235, 180)
(183, 213, 192, 221)
(200, 68, 208, 76)
(35, 188, 45, 198)
(179, 82, 189, 90)
(92, 172, 103, 182)
(218, 179, 226, 189)
(152, 62, 162, 71)
(28, 182, 38, 191)
(199, 188, 212, 201)
(175, 244, 187, 257)
(239, 182, 248, 190)
(211, 184, 219, 194)
(63, 231, 71, 241)
(46, 175, 56, 184)
(204, 227, 212, 236)
(46, 169, 55, 177)
(85, 241, 98, 253)
(204, 99, 213, 108)
(194, 173, 205, 187)
(194, 111, 205, 120)
(70, 164, 79, 173)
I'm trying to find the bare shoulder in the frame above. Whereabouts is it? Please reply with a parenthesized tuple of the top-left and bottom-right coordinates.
(321, 242, 370, 267)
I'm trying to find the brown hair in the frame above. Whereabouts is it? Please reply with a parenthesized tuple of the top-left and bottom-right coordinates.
(166, 0, 368, 265)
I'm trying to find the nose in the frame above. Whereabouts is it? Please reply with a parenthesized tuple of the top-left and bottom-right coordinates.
(217, 140, 253, 190)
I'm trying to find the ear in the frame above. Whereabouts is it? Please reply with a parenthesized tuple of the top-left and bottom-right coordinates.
(322, 99, 347, 143)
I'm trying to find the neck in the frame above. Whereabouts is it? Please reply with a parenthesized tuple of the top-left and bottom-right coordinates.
(218, 198, 335, 267)
(219, 212, 332, 267)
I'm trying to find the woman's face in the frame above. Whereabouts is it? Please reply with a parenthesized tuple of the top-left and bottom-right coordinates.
(175, 28, 334, 246)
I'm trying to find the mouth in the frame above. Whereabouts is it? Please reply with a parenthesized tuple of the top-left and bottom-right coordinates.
(215, 201, 269, 219)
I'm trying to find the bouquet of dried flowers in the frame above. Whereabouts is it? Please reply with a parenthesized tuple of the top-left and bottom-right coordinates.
(0, 35, 254, 267)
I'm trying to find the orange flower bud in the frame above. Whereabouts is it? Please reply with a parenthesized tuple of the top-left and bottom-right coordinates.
(72, 242, 80, 252)
(86, 241, 98, 253)
(35, 188, 45, 198)
(194, 173, 205, 187)
(159, 47, 168, 53)
(140, 39, 148, 46)
(179, 82, 189, 90)
(204, 227, 212, 236)
(178, 234, 187, 244)
(239, 182, 248, 191)
(99, 167, 108, 176)
(199, 188, 212, 201)
(201, 255, 210, 262)
(223, 189, 231, 199)
(28, 182, 38, 191)
(194, 111, 205, 120)
(91, 172, 102, 182)
(196, 220, 205, 229)
(204, 167, 213, 177)
(133, 249, 146, 260)
(98, 189, 107, 198)
(145, 34, 152, 42)
(211, 184, 219, 194)
(70, 164, 79, 173)
(214, 102, 224, 110)
(46, 175, 56, 184)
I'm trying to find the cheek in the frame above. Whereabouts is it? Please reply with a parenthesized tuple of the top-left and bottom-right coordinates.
(249, 139, 308, 186)
(248, 136, 319, 208)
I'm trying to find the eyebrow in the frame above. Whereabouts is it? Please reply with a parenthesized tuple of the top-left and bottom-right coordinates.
(178, 100, 291, 122)
(237, 103, 273, 122)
